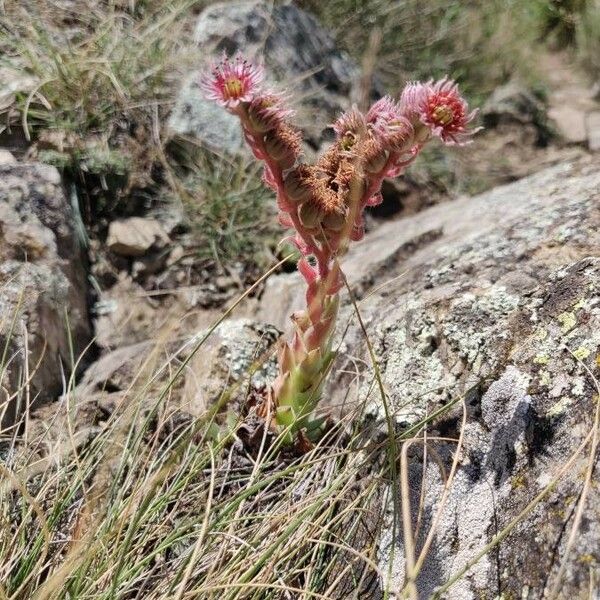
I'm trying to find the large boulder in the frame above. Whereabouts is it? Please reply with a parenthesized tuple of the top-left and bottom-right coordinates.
(481, 80, 551, 144)
(0, 162, 92, 425)
(257, 156, 600, 597)
(168, 0, 365, 154)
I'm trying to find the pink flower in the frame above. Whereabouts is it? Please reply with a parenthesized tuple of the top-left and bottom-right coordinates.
(367, 96, 414, 152)
(332, 107, 367, 139)
(402, 78, 479, 145)
(202, 53, 263, 109)
(367, 96, 402, 128)
(399, 81, 430, 120)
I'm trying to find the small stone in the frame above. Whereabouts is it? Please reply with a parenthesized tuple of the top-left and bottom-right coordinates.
(548, 105, 588, 144)
(215, 275, 235, 291)
(0, 149, 16, 165)
(107, 217, 170, 257)
(167, 244, 185, 267)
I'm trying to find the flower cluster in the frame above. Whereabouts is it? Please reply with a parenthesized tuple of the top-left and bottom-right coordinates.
(203, 53, 479, 444)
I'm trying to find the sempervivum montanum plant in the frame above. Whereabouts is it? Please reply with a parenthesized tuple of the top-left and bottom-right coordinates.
(203, 54, 479, 445)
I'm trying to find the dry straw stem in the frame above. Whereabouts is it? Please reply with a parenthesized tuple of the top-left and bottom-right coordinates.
(546, 346, 600, 600)
(399, 397, 467, 599)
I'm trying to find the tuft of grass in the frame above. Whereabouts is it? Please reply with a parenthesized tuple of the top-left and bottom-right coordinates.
(0, 270, 391, 600)
(1, 0, 199, 136)
(169, 152, 282, 271)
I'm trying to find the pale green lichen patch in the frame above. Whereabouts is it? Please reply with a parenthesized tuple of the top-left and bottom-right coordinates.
(557, 311, 576, 333)
(578, 554, 598, 565)
(538, 369, 552, 387)
(572, 345, 591, 361)
(547, 395, 574, 418)
(533, 353, 549, 365)
(443, 286, 520, 367)
(511, 473, 528, 489)
(571, 377, 585, 396)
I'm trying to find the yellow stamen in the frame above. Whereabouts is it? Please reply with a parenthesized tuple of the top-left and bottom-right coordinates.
(224, 78, 243, 99)
(341, 132, 356, 151)
(432, 105, 454, 126)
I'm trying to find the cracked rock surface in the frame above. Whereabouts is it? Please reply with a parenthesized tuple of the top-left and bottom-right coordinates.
(259, 156, 600, 598)
(0, 162, 92, 426)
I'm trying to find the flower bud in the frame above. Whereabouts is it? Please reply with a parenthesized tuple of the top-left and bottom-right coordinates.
(364, 145, 388, 174)
(284, 166, 312, 204)
(248, 108, 275, 133)
(413, 122, 431, 144)
(333, 107, 367, 140)
(386, 119, 415, 152)
(298, 202, 322, 229)
(321, 210, 346, 232)
(264, 135, 294, 167)
(264, 124, 301, 169)
(247, 94, 291, 133)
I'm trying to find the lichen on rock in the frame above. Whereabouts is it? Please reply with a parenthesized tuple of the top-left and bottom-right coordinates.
(256, 156, 600, 597)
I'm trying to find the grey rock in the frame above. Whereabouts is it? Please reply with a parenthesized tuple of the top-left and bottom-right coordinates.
(549, 105, 588, 144)
(182, 318, 280, 416)
(482, 80, 550, 141)
(336, 161, 600, 600)
(337, 160, 600, 428)
(168, 0, 364, 153)
(76, 341, 153, 396)
(256, 156, 600, 596)
(256, 271, 304, 331)
(0, 162, 92, 425)
(0, 150, 16, 165)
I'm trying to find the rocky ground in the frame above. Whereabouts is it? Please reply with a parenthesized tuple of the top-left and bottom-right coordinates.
(1, 1, 600, 598)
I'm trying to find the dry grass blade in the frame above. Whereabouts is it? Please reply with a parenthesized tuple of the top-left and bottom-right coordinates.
(546, 347, 600, 599)
(334, 253, 401, 597)
(173, 445, 216, 600)
(431, 397, 600, 599)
